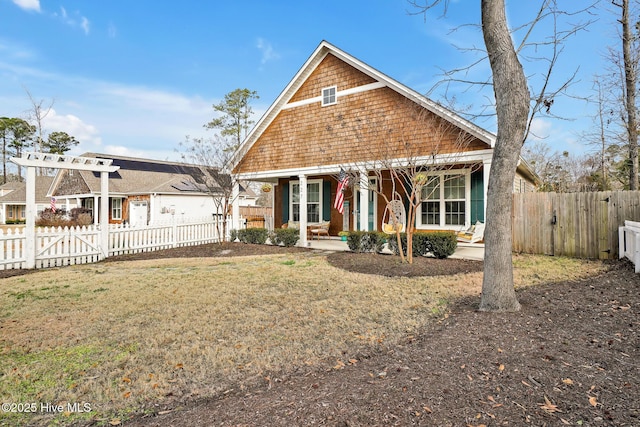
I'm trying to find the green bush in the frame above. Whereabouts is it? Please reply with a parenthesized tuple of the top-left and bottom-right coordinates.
(270, 228, 300, 247)
(237, 228, 268, 244)
(346, 231, 365, 252)
(428, 232, 457, 259)
(229, 229, 239, 242)
(346, 231, 386, 253)
(386, 231, 457, 259)
(5, 219, 26, 225)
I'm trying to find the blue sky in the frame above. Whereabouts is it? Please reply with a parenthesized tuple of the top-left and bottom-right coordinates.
(0, 0, 617, 162)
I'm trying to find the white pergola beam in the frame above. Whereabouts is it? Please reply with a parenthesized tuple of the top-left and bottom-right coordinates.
(10, 152, 120, 268)
(11, 152, 118, 172)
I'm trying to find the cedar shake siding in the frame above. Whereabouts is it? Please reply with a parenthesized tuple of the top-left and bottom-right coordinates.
(231, 41, 537, 236)
(233, 54, 489, 175)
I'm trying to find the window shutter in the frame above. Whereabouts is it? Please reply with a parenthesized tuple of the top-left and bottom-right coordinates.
(323, 180, 331, 221)
(282, 184, 289, 223)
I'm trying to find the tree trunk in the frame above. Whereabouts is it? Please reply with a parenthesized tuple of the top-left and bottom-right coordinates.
(621, 0, 639, 190)
(479, 0, 529, 312)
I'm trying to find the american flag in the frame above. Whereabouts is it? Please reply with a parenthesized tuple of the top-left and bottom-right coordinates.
(334, 169, 348, 214)
(50, 197, 56, 213)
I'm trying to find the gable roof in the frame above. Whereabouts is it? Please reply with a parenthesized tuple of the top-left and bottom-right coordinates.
(51, 153, 221, 196)
(0, 176, 55, 204)
(231, 40, 496, 173)
(49, 153, 258, 198)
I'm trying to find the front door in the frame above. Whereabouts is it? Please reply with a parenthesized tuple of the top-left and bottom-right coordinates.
(129, 201, 148, 227)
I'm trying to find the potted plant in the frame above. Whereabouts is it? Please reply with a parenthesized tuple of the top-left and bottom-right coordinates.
(338, 231, 349, 241)
(261, 183, 272, 193)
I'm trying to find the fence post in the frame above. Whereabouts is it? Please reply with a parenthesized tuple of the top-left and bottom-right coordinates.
(24, 166, 36, 269)
(619, 226, 625, 260)
(172, 216, 178, 248)
(635, 231, 640, 274)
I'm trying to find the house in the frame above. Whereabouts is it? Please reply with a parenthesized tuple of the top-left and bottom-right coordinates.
(48, 153, 257, 226)
(231, 41, 537, 244)
(0, 177, 55, 224)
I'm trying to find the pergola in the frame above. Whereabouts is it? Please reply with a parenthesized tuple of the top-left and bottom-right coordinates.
(10, 152, 120, 268)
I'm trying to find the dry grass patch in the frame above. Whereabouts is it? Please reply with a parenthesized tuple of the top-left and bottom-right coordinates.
(0, 252, 606, 425)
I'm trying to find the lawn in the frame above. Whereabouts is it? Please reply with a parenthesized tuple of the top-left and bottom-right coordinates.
(0, 249, 607, 426)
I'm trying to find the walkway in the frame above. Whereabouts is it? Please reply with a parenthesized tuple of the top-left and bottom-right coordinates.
(307, 238, 484, 261)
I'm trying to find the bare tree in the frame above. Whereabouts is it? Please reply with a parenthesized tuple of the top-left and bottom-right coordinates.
(616, 0, 639, 189)
(24, 88, 54, 176)
(178, 134, 238, 242)
(600, 0, 640, 189)
(337, 99, 479, 264)
(478, 0, 528, 312)
(410, 0, 596, 311)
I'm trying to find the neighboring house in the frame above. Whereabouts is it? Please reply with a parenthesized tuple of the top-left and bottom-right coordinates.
(231, 41, 537, 240)
(48, 153, 257, 226)
(0, 177, 55, 224)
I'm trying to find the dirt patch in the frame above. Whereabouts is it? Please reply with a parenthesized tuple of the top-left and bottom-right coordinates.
(327, 251, 484, 277)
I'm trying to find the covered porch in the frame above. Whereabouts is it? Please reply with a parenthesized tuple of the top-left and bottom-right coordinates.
(232, 152, 493, 248)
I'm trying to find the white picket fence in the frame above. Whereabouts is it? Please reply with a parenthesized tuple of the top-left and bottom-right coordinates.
(619, 220, 640, 273)
(0, 216, 232, 270)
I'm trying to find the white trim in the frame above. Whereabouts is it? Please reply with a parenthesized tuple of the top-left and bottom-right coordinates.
(234, 149, 494, 181)
(321, 85, 337, 106)
(416, 169, 471, 230)
(283, 82, 386, 110)
(111, 197, 123, 220)
(230, 40, 496, 171)
(289, 178, 323, 224)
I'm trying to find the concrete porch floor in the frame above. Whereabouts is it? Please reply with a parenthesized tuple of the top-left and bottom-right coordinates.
(306, 237, 484, 261)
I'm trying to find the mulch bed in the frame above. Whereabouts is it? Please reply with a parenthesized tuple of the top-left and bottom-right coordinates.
(3, 243, 639, 426)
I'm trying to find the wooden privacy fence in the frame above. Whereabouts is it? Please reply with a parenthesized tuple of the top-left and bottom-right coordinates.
(239, 206, 273, 229)
(512, 191, 640, 259)
(0, 216, 231, 270)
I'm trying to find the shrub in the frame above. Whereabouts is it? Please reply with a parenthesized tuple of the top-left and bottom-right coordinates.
(387, 231, 457, 259)
(346, 231, 365, 252)
(69, 207, 93, 226)
(428, 231, 457, 259)
(229, 229, 239, 242)
(36, 208, 70, 227)
(237, 228, 268, 244)
(270, 228, 300, 247)
(346, 231, 386, 253)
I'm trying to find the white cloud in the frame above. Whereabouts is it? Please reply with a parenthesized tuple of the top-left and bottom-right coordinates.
(12, 0, 40, 12)
(108, 22, 117, 39)
(53, 6, 91, 35)
(528, 118, 553, 141)
(256, 38, 280, 66)
(80, 17, 90, 35)
(42, 109, 102, 147)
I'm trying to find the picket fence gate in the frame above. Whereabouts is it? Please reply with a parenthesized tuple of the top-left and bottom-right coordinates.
(0, 217, 232, 271)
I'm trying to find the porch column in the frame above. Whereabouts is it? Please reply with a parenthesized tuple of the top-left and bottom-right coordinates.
(100, 171, 110, 258)
(24, 166, 36, 269)
(359, 169, 369, 231)
(298, 174, 308, 247)
(483, 158, 491, 221)
(93, 195, 100, 224)
(232, 181, 240, 232)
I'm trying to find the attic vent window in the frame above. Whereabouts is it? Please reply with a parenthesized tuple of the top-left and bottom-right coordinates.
(321, 86, 337, 106)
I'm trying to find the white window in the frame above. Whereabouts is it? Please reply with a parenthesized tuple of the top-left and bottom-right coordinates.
(321, 86, 337, 106)
(418, 172, 470, 229)
(290, 180, 323, 223)
(111, 198, 123, 220)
